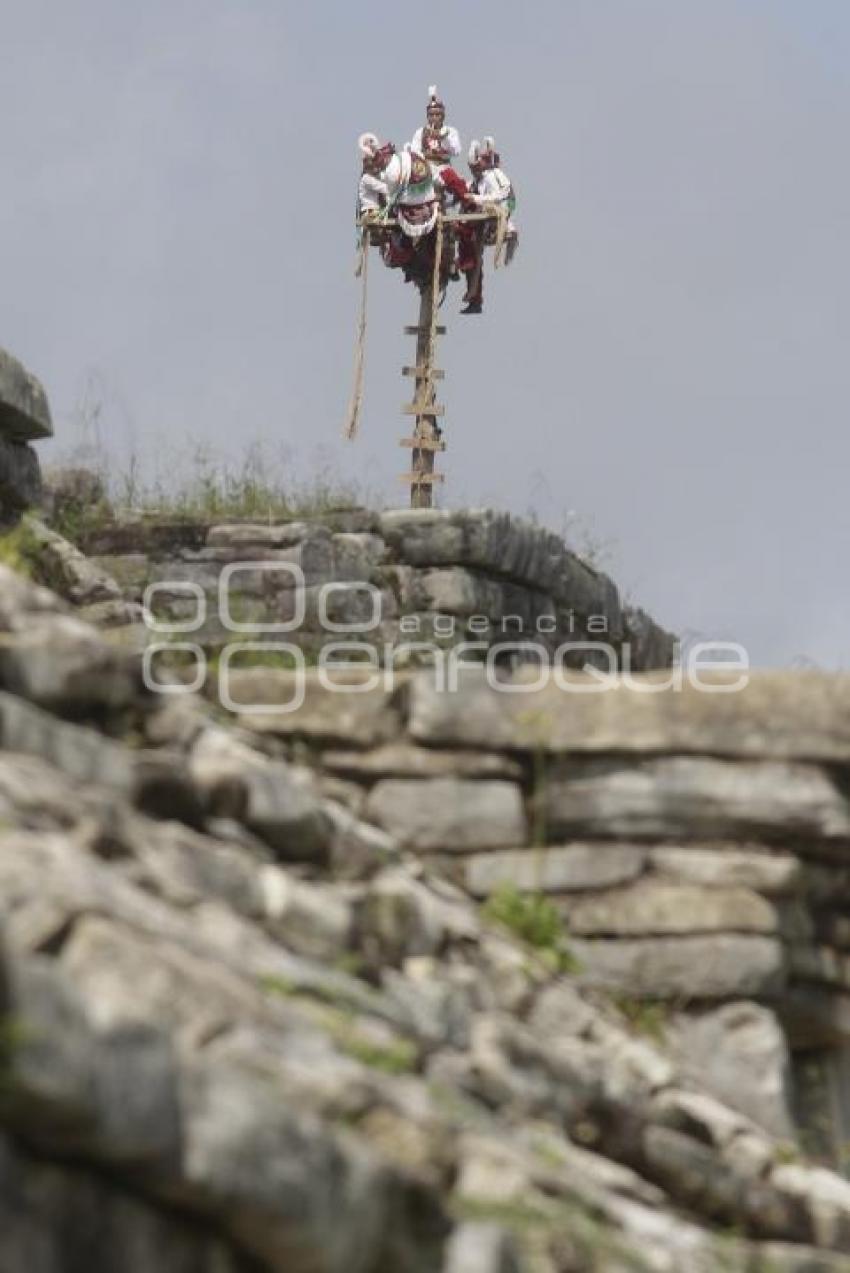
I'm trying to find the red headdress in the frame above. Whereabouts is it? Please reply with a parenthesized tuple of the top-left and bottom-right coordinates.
(358, 133, 395, 169)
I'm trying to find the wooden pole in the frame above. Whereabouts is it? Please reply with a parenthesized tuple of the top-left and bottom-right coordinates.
(409, 284, 441, 508)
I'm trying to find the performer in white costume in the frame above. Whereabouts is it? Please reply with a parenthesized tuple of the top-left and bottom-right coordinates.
(460, 138, 518, 313)
(466, 136, 517, 234)
(357, 132, 388, 221)
(411, 86, 462, 177)
(357, 131, 445, 285)
(359, 133, 440, 241)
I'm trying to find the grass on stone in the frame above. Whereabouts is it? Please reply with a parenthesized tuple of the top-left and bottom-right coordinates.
(50, 497, 113, 546)
(0, 521, 40, 578)
(259, 974, 418, 1075)
(453, 1194, 656, 1273)
(484, 885, 580, 974)
(338, 1034, 418, 1076)
(48, 439, 369, 543)
(610, 994, 670, 1043)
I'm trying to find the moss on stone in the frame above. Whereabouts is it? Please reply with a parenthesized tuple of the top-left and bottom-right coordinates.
(337, 1034, 417, 1075)
(0, 521, 40, 577)
(484, 885, 580, 973)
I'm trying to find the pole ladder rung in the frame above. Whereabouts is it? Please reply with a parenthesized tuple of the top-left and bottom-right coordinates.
(402, 402, 445, 416)
(402, 366, 445, 379)
(404, 325, 446, 336)
(399, 472, 445, 484)
(399, 436, 446, 452)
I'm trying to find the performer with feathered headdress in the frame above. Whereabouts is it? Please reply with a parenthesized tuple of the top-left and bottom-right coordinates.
(459, 136, 518, 313)
(411, 85, 462, 175)
(357, 133, 390, 222)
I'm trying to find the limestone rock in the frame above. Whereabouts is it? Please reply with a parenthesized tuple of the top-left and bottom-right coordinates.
(378, 509, 617, 625)
(233, 667, 403, 746)
(0, 565, 140, 714)
(322, 741, 524, 781)
(0, 348, 52, 441)
(0, 1135, 246, 1273)
(409, 668, 850, 762)
(571, 934, 787, 999)
(771, 1163, 850, 1249)
(41, 465, 107, 521)
(189, 727, 331, 861)
(357, 869, 478, 967)
(461, 843, 647, 897)
(666, 1002, 794, 1139)
(365, 778, 527, 852)
(260, 866, 352, 961)
(563, 879, 780, 937)
(0, 954, 180, 1166)
(331, 531, 387, 579)
(649, 845, 802, 894)
(206, 521, 324, 549)
(414, 567, 512, 618)
(622, 605, 677, 671)
(539, 755, 850, 845)
(0, 692, 136, 790)
(3, 553, 850, 1269)
(443, 1222, 521, 1273)
(176, 1060, 447, 1273)
(0, 435, 41, 511)
(25, 518, 122, 607)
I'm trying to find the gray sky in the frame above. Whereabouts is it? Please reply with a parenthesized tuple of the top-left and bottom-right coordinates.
(2, 0, 848, 667)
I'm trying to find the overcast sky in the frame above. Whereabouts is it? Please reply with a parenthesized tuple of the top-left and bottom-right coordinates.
(2, 0, 848, 667)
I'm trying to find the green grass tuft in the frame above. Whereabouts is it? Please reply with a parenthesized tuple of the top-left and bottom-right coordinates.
(610, 994, 670, 1042)
(339, 1035, 418, 1075)
(0, 522, 40, 577)
(484, 885, 580, 973)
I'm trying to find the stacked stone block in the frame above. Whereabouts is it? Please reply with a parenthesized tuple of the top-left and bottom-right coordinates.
(0, 348, 52, 518)
(5, 561, 850, 1266)
(80, 507, 675, 671)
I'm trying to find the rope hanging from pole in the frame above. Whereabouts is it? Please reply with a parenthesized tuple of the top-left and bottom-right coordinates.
(426, 211, 444, 393)
(343, 231, 370, 441)
(480, 201, 510, 268)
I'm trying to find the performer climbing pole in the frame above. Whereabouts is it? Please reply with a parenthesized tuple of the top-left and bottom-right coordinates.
(345, 87, 518, 509)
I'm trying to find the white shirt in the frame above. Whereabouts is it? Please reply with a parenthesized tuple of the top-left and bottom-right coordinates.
(358, 172, 387, 213)
(410, 124, 462, 171)
(470, 166, 513, 206)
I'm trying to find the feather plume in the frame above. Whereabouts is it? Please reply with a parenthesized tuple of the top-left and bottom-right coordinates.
(428, 84, 437, 100)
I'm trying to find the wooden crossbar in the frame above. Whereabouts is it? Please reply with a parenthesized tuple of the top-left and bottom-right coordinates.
(399, 436, 446, 452)
(402, 366, 445, 379)
(404, 325, 446, 336)
(357, 212, 499, 228)
(399, 471, 445, 484)
(402, 402, 445, 416)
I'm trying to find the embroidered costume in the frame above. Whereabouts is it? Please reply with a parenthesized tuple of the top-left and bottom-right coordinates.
(354, 99, 518, 305)
(380, 148, 439, 239)
(459, 137, 518, 313)
(411, 85, 462, 178)
(467, 139, 517, 234)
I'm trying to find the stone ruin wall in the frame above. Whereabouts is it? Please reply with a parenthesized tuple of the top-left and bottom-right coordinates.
(7, 344, 850, 1269)
(77, 508, 675, 674)
(223, 664, 850, 1172)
